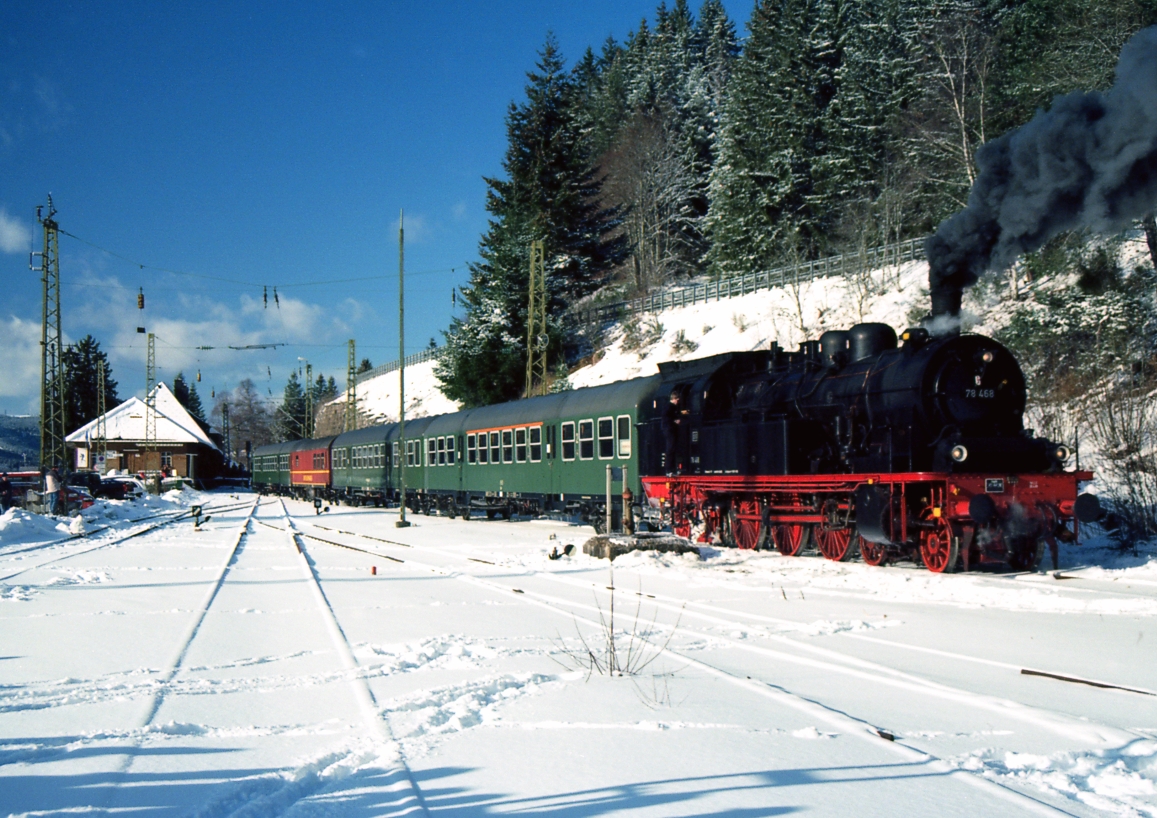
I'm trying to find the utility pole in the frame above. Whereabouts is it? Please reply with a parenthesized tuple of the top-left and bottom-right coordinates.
(525, 240, 547, 398)
(304, 362, 313, 438)
(34, 196, 66, 469)
(345, 338, 358, 432)
(145, 332, 157, 470)
(396, 210, 410, 528)
(95, 360, 107, 472)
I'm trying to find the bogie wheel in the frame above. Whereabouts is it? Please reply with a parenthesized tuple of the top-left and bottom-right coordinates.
(772, 524, 809, 557)
(920, 516, 960, 573)
(815, 524, 858, 561)
(727, 500, 768, 550)
(486, 509, 497, 521)
(859, 536, 889, 566)
(1008, 537, 1045, 572)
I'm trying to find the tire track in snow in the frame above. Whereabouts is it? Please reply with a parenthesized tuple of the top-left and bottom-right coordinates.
(277, 499, 431, 818)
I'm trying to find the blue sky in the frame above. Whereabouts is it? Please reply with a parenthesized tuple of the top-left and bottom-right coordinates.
(0, 0, 750, 416)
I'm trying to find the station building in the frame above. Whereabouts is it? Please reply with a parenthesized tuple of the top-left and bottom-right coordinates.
(65, 383, 222, 478)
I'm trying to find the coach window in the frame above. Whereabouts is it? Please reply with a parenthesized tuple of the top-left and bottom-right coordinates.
(579, 420, 595, 460)
(501, 429, 513, 463)
(478, 434, 488, 464)
(314, 452, 325, 469)
(426, 438, 436, 467)
(377, 444, 384, 468)
(529, 426, 542, 462)
(489, 431, 500, 464)
(467, 434, 477, 464)
(435, 437, 444, 466)
(598, 417, 614, 459)
(561, 422, 576, 461)
(447, 436, 456, 465)
(515, 428, 527, 462)
(617, 416, 632, 458)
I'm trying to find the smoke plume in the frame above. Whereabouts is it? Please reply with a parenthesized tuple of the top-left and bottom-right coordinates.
(926, 26, 1157, 322)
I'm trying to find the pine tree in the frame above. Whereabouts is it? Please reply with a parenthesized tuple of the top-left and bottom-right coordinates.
(62, 335, 119, 434)
(438, 36, 627, 407)
(357, 358, 373, 373)
(706, 0, 864, 273)
(277, 372, 306, 441)
(171, 373, 206, 425)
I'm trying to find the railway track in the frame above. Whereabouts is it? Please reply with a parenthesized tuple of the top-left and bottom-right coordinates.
(275, 504, 1152, 816)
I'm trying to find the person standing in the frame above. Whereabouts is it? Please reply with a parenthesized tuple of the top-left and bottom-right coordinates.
(43, 467, 61, 516)
(0, 472, 12, 513)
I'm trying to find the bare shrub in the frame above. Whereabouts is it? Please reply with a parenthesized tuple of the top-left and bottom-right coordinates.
(621, 315, 664, 357)
(1081, 384, 1157, 548)
(670, 330, 698, 356)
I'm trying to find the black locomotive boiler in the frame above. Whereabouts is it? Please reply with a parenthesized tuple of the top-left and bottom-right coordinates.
(639, 323, 1097, 572)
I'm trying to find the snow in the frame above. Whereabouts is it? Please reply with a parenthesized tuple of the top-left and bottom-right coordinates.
(1, 494, 1155, 816)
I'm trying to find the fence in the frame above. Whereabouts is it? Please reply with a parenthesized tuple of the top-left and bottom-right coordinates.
(574, 237, 926, 326)
(355, 346, 443, 384)
(358, 236, 928, 384)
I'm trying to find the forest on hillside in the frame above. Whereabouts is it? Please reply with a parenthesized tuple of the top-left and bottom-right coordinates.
(436, 0, 1157, 407)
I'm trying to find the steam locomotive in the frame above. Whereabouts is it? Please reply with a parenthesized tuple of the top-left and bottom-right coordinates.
(253, 322, 1098, 573)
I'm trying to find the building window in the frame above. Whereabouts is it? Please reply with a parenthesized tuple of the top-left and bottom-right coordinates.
(515, 428, 527, 462)
(161, 451, 172, 468)
(598, 417, 614, 459)
(561, 422, 576, 461)
(530, 426, 542, 462)
(489, 431, 500, 464)
(579, 420, 594, 460)
(446, 436, 456, 465)
(502, 429, 513, 463)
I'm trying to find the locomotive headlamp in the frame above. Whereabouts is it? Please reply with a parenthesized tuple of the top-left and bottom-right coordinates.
(950, 445, 969, 463)
(1053, 445, 1071, 463)
(981, 351, 994, 363)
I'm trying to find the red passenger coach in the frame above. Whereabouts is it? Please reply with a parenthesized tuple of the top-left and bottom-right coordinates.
(289, 436, 336, 497)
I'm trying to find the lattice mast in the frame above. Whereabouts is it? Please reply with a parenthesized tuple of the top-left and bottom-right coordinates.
(525, 240, 547, 398)
(35, 196, 66, 469)
(145, 333, 157, 465)
(221, 401, 231, 466)
(345, 339, 358, 432)
(94, 361, 107, 470)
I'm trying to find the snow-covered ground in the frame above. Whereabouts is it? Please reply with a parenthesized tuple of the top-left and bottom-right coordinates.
(2, 492, 1155, 816)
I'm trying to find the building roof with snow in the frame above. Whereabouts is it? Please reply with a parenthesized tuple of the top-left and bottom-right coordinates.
(65, 382, 219, 450)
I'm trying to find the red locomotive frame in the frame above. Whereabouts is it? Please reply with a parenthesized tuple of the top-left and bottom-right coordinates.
(642, 469, 1092, 573)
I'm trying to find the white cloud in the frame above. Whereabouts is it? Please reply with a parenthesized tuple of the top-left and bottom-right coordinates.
(0, 316, 43, 413)
(452, 201, 468, 220)
(0, 208, 32, 253)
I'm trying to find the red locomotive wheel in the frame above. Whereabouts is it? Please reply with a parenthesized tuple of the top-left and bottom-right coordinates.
(859, 536, 888, 566)
(728, 500, 767, 550)
(920, 517, 959, 573)
(815, 524, 858, 561)
(772, 524, 808, 556)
